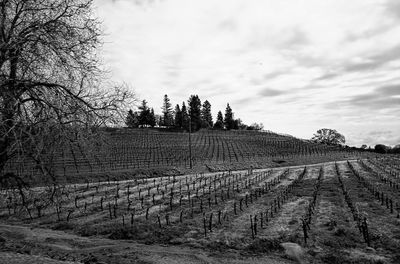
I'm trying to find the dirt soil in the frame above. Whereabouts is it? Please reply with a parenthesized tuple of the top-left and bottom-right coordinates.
(0, 223, 294, 264)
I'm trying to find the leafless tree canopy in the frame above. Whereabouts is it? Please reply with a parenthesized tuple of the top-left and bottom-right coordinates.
(0, 0, 132, 186)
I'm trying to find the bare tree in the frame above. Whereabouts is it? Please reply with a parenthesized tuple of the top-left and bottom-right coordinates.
(0, 0, 133, 187)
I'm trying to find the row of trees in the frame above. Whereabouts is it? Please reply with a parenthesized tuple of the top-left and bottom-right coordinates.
(373, 144, 400, 154)
(126, 101, 156, 128)
(310, 129, 400, 155)
(126, 95, 264, 132)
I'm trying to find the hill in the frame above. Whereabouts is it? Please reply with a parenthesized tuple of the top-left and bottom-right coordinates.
(3, 128, 367, 185)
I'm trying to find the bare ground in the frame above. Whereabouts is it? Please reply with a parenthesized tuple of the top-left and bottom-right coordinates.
(0, 223, 294, 264)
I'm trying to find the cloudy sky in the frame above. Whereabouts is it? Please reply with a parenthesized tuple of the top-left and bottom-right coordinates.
(94, 0, 400, 147)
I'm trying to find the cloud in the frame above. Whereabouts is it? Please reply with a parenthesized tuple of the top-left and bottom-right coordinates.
(263, 69, 292, 80)
(324, 83, 400, 111)
(344, 44, 400, 73)
(314, 72, 340, 81)
(282, 28, 310, 48)
(376, 83, 400, 96)
(350, 83, 400, 109)
(258, 88, 286, 97)
(352, 96, 400, 109)
(360, 130, 400, 147)
(384, 0, 400, 20)
(233, 97, 254, 106)
(346, 24, 393, 42)
(368, 130, 393, 136)
(233, 87, 286, 106)
(218, 18, 237, 32)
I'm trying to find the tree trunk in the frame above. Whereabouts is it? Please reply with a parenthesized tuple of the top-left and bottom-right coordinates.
(0, 48, 18, 185)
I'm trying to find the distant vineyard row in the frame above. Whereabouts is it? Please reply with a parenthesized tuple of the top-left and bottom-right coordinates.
(4, 129, 358, 180)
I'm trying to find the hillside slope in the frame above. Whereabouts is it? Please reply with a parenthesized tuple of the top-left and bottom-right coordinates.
(4, 129, 365, 184)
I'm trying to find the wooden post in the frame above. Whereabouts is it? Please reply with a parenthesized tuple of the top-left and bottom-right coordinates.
(253, 215, 257, 236)
(188, 117, 192, 169)
(302, 219, 308, 245)
(363, 217, 370, 247)
(250, 215, 254, 239)
(390, 199, 393, 214)
(157, 214, 161, 228)
(203, 214, 207, 237)
(209, 213, 213, 232)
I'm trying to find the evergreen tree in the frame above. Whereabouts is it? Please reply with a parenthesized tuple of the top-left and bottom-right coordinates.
(174, 104, 183, 128)
(233, 119, 239, 130)
(138, 100, 150, 127)
(149, 108, 156, 127)
(126, 109, 139, 128)
(201, 100, 213, 128)
(138, 100, 155, 127)
(188, 95, 202, 131)
(224, 103, 235, 130)
(181, 102, 189, 131)
(213, 111, 224, 129)
(155, 114, 162, 127)
(161, 94, 173, 127)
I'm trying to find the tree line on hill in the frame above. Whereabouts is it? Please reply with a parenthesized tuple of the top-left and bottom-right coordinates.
(371, 144, 400, 154)
(125, 94, 263, 132)
(311, 129, 399, 155)
(340, 144, 400, 154)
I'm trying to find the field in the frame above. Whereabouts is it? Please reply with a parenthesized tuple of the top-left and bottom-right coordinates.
(1, 153, 400, 263)
(3, 129, 366, 186)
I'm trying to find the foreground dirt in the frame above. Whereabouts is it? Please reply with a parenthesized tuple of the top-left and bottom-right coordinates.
(0, 223, 294, 264)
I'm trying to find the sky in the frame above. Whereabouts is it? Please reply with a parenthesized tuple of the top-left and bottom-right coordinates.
(94, 0, 400, 147)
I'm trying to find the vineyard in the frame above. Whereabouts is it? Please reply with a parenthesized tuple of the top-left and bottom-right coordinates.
(2, 0, 399, 263)
(3, 129, 365, 185)
(1, 156, 400, 263)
